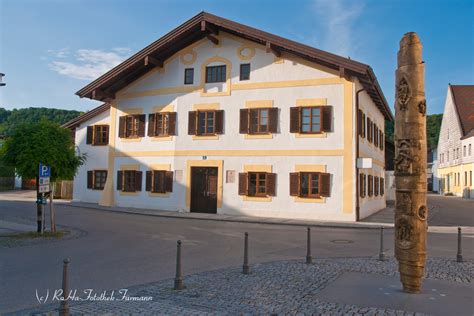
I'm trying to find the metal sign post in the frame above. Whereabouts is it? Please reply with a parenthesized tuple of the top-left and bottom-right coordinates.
(37, 163, 51, 234)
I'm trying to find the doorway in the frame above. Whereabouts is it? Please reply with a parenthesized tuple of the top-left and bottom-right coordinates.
(190, 167, 218, 213)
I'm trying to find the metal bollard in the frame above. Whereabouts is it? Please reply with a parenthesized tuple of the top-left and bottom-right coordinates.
(58, 258, 70, 316)
(457, 227, 463, 263)
(379, 227, 386, 261)
(174, 240, 185, 290)
(242, 232, 250, 274)
(306, 227, 312, 264)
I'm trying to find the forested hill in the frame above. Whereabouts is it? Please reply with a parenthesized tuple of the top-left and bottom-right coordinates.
(385, 114, 443, 150)
(0, 107, 83, 136)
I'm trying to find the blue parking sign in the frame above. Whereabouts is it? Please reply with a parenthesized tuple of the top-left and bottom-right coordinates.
(39, 163, 51, 177)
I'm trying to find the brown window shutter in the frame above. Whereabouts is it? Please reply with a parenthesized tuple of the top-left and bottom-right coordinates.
(357, 109, 362, 136)
(135, 171, 143, 191)
(117, 171, 123, 190)
(103, 125, 109, 145)
(268, 108, 278, 133)
(319, 173, 331, 197)
(214, 110, 224, 134)
(86, 126, 93, 144)
(168, 112, 177, 136)
(362, 113, 366, 138)
(138, 114, 146, 137)
(321, 106, 332, 132)
(380, 132, 384, 149)
(188, 111, 197, 135)
(289, 172, 300, 196)
(165, 171, 174, 192)
(238, 173, 248, 195)
(381, 178, 384, 195)
(118, 116, 126, 138)
(148, 114, 156, 137)
(290, 107, 300, 133)
(145, 171, 152, 191)
(359, 173, 364, 198)
(87, 171, 93, 189)
(239, 109, 249, 134)
(266, 173, 276, 196)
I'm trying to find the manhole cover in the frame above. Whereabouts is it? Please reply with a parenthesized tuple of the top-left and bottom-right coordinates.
(330, 239, 354, 244)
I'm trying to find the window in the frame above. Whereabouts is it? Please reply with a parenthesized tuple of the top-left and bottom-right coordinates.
(118, 115, 145, 138)
(146, 170, 173, 193)
(359, 173, 366, 198)
(87, 170, 107, 190)
(205, 65, 226, 83)
(240, 63, 250, 81)
(116, 170, 142, 192)
(289, 172, 331, 198)
(380, 178, 385, 196)
(249, 108, 269, 133)
(184, 68, 194, 85)
(238, 172, 276, 197)
(240, 108, 278, 134)
(86, 125, 109, 145)
(464, 146, 466, 157)
(368, 175, 373, 197)
(148, 112, 176, 137)
(290, 106, 332, 134)
(188, 110, 224, 136)
(469, 144, 472, 156)
(374, 176, 379, 196)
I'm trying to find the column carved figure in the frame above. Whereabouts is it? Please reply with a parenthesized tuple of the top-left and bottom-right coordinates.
(394, 32, 427, 293)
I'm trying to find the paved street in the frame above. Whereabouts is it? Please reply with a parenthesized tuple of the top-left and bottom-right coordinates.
(1, 196, 473, 313)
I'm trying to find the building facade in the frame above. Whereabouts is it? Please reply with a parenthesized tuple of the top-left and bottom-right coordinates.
(437, 85, 474, 198)
(65, 12, 393, 221)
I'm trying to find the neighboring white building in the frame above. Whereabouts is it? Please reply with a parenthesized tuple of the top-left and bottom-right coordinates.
(437, 85, 474, 198)
(428, 148, 439, 193)
(64, 12, 393, 221)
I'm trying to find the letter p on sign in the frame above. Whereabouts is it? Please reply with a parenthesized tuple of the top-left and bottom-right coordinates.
(39, 163, 51, 177)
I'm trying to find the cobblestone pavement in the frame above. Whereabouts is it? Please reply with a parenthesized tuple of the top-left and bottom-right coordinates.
(21, 256, 473, 315)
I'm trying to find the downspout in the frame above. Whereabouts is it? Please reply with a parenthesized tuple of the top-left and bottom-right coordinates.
(355, 88, 365, 221)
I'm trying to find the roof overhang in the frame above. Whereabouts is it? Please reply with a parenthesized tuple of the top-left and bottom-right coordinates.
(76, 12, 393, 121)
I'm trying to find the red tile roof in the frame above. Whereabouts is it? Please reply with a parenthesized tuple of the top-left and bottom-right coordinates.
(450, 85, 474, 138)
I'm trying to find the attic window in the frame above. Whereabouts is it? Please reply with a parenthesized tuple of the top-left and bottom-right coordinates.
(205, 65, 226, 83)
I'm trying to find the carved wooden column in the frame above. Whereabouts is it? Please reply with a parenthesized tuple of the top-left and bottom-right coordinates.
(394, 32, 427, 294)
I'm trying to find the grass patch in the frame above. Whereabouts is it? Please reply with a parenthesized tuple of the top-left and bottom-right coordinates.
(0, 230, 69, 239)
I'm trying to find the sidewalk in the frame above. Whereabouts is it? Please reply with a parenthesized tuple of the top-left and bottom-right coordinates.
(0, 220, 36, 235)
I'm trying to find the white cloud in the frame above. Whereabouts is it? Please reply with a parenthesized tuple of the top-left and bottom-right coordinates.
(313, 0, 365, 57)
(48, 48, 131, 80)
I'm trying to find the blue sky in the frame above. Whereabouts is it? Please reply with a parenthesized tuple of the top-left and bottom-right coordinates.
(0, 0, 472, 115)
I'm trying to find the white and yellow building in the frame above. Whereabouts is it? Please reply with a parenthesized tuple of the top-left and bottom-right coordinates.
(437, 84, 474, 198)
(64, 12, 393, 221)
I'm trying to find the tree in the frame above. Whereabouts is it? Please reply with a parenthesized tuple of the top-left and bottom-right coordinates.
(0, 119, 86, 180)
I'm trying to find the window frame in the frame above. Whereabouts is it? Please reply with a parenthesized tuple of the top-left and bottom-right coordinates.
(239, 63, 250, 81)
(152, 170, 166, 193)
(184, 68, 194, 85)
(125, 115, 140, 138)
(123, 170, 137, 192)
(153, 112, 170, 137)
(205, 65, 226, 83)
(93, 170, 107, 190)
(197, 110, 216, 136)
(299, 172, 321, 198)
(248, 108, 270, 134)
(93, 125, 109, 145)
(248, 172, 267, 197)
(299, 106, 323, 134)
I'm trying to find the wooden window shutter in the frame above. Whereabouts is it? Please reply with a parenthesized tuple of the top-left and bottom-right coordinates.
(138, 115, 146, 137)
(135, 171, 143, 191)
(86, 126, 94, 144)
(266, 173, 277, 196)
(381, 178, 384, 195)
(87, 171, 93, 189)
(165, 171, 174, 192)
(362, 113, 366, 138)
(117, 171, 123, 190)
(359, 173, 364, 198)
(148, 114, 156, 137)
(289, 172, 300, 196)
(214, 110, 224, 134)
(367, 119, 371, 142)
(103, 125, 109, 145)
(321, 106, 332, 132)
(239, 109, 249, 134)
(238, 173, 248, 195)
(188, 111, 197, 135)
(168, 112, 177, 136)
(268, 108, 278, 133)
(290, 107, 300, 133)
(380, 132, 384, 149)
(357, 110, 362, 136)
(319, 173, 331, 197)
(118, 116, 126, 138)
(145, 171, 152, 191)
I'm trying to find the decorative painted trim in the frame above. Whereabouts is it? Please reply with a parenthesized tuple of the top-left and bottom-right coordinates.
(180, 50, 197, 65)
(120, 107, 143, 115)
(185, 160, 223, 209)
(245, 100, 273, 108)
(273, 56, 284, 64)
(120, 164, 140, 171)
(296, 98, 327, 106)
(192, 135, 219, 140)
(121, 137, 142, 143)
(244, 134, 273, 139)
(149, 164, 171, 171)
(150, 136, 173, 142)
(236, 45, 256, 61)
(119, 191, 140, 196)
(115, 149, 345, 157)
(293, 164, 326, 203)
(200, 56, 232, 97)
(152, 104, 174, 113)
(193, 103, 220, 110)
(242, 164, 273, 202)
